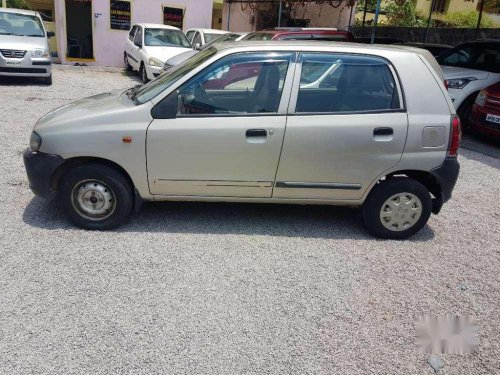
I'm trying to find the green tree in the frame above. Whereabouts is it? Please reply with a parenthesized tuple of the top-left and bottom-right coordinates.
(384, 0, 427, 27)
(6, 0, 32, 9)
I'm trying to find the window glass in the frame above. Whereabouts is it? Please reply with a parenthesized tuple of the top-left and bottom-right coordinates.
(438, 44, 500, 73)
(204, 33, 222, 44)
(280, 34, 312, 40)
(0, 11, 44, 37)
(186, 30, 195, 42)
(312, 34, 347, 41)
(173, 52, 292, 115)
(144, 28, 191, 48)
(133, 27, 142, 46)
(296, 53, 400, 113)
(128, 26, 136, 41)
(242, 32, 274, 41)
(192, 31, 202, 46)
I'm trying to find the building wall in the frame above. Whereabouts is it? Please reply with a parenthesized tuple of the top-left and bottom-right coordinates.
(222, 1, 356, 32)
(53, 0, 214, 67)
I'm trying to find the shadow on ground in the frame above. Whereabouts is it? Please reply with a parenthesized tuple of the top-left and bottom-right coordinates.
(0, 76, 49, 86)
(22, 197, 435, 241)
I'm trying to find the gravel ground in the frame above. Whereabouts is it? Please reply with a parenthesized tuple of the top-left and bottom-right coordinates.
(0, 66, 499, 375)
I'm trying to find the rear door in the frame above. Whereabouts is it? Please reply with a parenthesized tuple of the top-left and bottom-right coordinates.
(274, 52, 408, 200)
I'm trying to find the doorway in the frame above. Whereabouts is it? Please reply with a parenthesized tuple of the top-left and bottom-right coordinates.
(65, 0, 93, 60)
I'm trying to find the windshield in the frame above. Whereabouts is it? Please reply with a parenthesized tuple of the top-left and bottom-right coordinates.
(438, 43, 500, 73)
(0, 11, 45, 37)
(200, 33, 241, 50)
(144, 28, 191, 48)
(135, 47, 218, 104)
(204, 33, 223, 44)
(242, 32, 275, 41)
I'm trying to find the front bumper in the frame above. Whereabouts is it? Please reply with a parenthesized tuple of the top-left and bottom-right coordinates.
(145, 64, 163, 80)
(0, 56, 52, 78)
(471, 104, 500, 137)
(23, 149, 64, 199)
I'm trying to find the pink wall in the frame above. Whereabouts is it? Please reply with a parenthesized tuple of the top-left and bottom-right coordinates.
(54, 0, 214, 67)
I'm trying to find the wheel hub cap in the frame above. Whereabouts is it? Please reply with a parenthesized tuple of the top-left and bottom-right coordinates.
(379, 192, 423, 232)
(72, 180, 115, 221)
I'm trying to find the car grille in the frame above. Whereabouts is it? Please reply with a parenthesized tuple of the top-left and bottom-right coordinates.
(484, 96, 500, 112)
(0, 49, 27, 58)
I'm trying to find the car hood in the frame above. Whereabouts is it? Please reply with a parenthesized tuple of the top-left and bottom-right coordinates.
(143, 46, 192, 63)
(34, 89, 135, 132)
(166, 49, 198, 66)
(0, 34, 48, 50)
(440, 65, 489, 80)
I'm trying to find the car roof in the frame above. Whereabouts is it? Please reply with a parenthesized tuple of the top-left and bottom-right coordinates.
(252, 29, 348, 35)
(187, 28, 229, 34)
(136, 23, 181, 30)
(0, 7, 39, 17)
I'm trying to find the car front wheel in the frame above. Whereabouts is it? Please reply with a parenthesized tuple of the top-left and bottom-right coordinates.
(140, 63, 149, 84)
(60, 164, 133, 230)
(362, 177, 432, 239)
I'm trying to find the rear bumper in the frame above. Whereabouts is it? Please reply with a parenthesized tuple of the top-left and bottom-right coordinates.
(431, 157, 460, 204)
(23, 149, 64, 199)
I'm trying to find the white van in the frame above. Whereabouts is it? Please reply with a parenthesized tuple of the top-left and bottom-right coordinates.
(0, 8, 53, 84)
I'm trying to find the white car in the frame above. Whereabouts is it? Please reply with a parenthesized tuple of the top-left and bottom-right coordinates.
(185, 28, 229, 49)
(437, 41, 500, 125)
(124, 23, 192, 83)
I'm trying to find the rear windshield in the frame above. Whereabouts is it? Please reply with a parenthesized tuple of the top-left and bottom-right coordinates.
(0, 11, 45, 37)
(144, 28, 191, 48)
(242, 33, 275, 41)
(438, 43, 500, 73)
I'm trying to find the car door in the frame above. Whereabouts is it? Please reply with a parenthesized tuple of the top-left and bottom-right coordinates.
(147, 51, 295, 198)
(125, 25, 137, 60)
(274, 52, 408, 201)
(129, 26, 143, 70)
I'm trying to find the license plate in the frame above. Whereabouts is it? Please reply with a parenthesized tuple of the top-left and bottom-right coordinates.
(486, 113, 500, 124)
(5, 61, 22, 66)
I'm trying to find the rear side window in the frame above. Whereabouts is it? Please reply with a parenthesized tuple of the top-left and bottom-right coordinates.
(295, 53, 401, 113)
(128, 26, 136, 41)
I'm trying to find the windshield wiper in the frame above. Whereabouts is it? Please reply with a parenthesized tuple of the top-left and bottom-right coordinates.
(126, 84, 141, 104)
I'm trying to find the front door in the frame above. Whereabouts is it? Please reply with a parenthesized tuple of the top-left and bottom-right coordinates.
(147, 51, 294, 198)
(274, 52, 408, 201)
(65, 0, 93, 60)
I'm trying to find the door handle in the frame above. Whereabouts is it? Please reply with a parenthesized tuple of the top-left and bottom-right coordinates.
(246, 129, 267, 138)
(374, 127, 393, 136)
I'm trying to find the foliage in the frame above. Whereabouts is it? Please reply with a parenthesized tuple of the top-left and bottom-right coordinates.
(433, 11, 496, 28)
(383, 0, 427, 27)
(6, 0, 32, 9)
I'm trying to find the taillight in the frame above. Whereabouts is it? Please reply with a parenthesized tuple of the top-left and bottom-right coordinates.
(448, 115, 462, 157)
(444, 80, 449, 91)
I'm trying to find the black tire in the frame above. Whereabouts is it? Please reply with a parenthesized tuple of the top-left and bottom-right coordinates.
(457, 93, 478, 134)
(140, 63, 149, 84)
(60, 164, 133, 230)
(362, 177, 432, 240)
(43, 74, 52, 85)
(124, 53, 132, 72)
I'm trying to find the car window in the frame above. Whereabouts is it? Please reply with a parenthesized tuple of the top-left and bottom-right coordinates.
(133, 26, 142, 46)
(128, 26, 137, 41)
(0, 11, 45, 37)
(296, 53, 401, 113)
(144, 28, 191, 48)
(242, 33, 274, 41)
(439, 44, 500, 73)
(186, 30, 195, 42)
(173, 52, 292, 116)
(192, 31, 202, 46)
(312, 34, 347, 41)
(204, 33, 222, 44)
(279, 34, 312, 40)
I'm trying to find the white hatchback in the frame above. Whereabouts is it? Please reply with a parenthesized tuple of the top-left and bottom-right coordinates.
(124, 23, 192, 83)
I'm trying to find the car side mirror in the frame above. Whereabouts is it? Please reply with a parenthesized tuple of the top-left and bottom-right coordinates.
(151, 91, 179, 119)
(47, 31, 55, 38)
(194, 43, 201, 50)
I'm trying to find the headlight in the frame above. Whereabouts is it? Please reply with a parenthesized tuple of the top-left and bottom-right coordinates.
(446, 77, 476, 89)
(32, 48, 49, 58)
(475, 90, 487, 107)
(149, 57, 163, 67)
(29, 131, 42, 152)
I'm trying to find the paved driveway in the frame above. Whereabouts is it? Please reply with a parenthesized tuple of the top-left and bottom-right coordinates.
(0, 66, 499, 374)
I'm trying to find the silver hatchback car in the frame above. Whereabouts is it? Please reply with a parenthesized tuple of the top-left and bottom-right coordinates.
(0, 8, 53, 84)
(24, 42, 460, 239)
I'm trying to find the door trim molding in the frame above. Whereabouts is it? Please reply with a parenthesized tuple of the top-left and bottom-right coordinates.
(275, 181, 362, 190)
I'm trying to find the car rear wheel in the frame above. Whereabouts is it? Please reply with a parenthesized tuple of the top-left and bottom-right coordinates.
(124, 53, 132, 72)
(362, 178, 432, 239)
(60, 164, 133, 230)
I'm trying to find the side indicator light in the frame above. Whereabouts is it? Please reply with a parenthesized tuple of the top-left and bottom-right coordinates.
(122, 136, 132, 144)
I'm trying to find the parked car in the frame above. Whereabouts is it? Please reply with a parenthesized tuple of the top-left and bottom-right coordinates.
(242, 28, 354, 42)
(471, 81, 500, 138)
(437, 40, 500, 128)
(354, 37, 404, 45)
(24, 42, 460, 239)
(124, 23, 192, 83)
(0, 8, 54, 85)
(185, 28, 229, 49)
(402, 42, 452, 58)
(163, 32, 246, 73)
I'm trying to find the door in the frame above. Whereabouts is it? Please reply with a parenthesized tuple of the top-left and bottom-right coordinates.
(65, 0, 93, 59)
(125, 25, 137, 66)
(129, 26, 143, 70)
(147, 52, 295, 198)
(274, 53, 408, 200)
